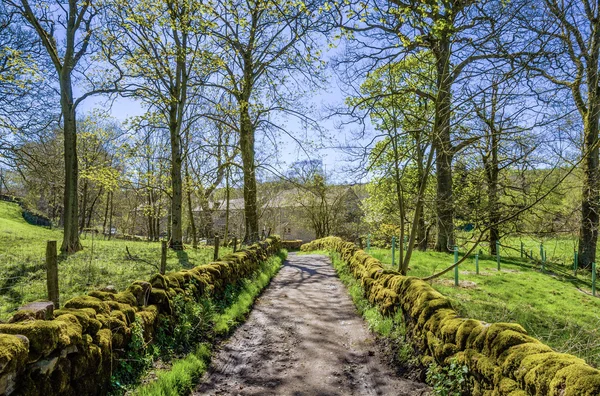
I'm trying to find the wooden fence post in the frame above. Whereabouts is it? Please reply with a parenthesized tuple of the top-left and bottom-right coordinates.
(454, 245, 459, 286)
(496, 240, 501, 271)
(214, 235, 220, 261)
(160, 241, 167, 275)
(520, 241, 524, 258)
(46, 241, 59, 308)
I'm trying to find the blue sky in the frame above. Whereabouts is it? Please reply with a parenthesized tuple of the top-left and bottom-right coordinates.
(77, 61, 372, 185)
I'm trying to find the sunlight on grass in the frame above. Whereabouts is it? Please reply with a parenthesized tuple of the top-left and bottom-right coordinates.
(368, 246, 600, 367)
(0, 201, 231, 320)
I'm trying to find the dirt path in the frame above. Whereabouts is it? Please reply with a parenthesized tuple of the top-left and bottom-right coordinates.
(194, 253, 429, 396)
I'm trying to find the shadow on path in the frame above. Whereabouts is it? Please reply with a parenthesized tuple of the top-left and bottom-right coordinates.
(194, 253, 429, 396)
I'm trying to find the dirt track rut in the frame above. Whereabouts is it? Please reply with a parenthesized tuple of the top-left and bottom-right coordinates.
(194, 253, 429, 395)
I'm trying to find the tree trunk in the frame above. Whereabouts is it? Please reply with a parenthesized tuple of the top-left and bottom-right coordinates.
(240, 103, 259, 242)
(224, 167, 230, 244)
(185, 164, 198, 249)
(433, 38, 454, 252)
(169, 104, 184, 250)
(60, 72, 82, 253)
(486, 139, 500, 256)
(578, 117, 600, 269)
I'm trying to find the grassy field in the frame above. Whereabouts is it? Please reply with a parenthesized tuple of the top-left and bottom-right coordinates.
(365, 246, 600, 367)
(0, 201, 231, 320)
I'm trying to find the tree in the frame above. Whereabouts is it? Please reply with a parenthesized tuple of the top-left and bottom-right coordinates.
(333, 0, 514, 252)
(6, 0, 119, 252)
(349, 53, 435, 273)
(513, 0, 600, 268)
(207, 0, 327, 242)
(101, 0, 215, 249)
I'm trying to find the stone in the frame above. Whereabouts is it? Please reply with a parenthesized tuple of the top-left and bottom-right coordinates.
(0, 371, 16, 395)
(100, 285, 117, 293)
(32, 356, 58, 375)
(13, 302, 55, 321)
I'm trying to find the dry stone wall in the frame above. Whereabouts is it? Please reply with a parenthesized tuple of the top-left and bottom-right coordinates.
(301, 236, 600, 396)
(0, 237, 281, 396)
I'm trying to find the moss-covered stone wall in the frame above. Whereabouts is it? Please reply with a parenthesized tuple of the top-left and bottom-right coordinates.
(301, 237, 600, 396)
(0, 237, 281, 396)
(281, 240, 303, 250)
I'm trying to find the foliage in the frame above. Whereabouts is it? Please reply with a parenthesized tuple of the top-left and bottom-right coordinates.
(426, 359, 470, 396)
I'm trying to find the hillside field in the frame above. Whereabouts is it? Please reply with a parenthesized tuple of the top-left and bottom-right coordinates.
(364, 246, 600, 368)
(0, 201, 231, 320)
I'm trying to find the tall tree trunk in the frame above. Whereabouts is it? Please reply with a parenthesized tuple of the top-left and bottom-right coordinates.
(185, 164, 198, 249)
(224, 167, 230, 244)
(416, 136, 428, 251)
(486, 135, 500, 256)
(60, 71, 82, 253)
(578, 113, 600, 268)
(169, 105, 183, 250)
(433, 38, 454, 252)
(240, 103, 259, 242)
(485, 85, 500, 256)
(402, 148, 435, 274)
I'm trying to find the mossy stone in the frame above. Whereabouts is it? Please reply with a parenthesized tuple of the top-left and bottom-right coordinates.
(0, 333, 28, 375)
(0, 320, 71, 360)
(64, 296, 110, 315)
(87, 291, 116, 301)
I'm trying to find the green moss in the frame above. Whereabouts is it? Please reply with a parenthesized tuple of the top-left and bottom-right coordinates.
(87, 291, 116, 301)
(94, 328, 112, 353)
(149, 274, 168, 289)
(63, 296, 110, 315)
(114, 291, 137, 306)
(564, 373, 600, 396)
(488, 330, 537, 360)
(8, 310, 37, 323)
(0, 320, 71, 359)
(520, 352, 585, 395)
(106, 301, 136, 324)
(53, 314, 84, 345)
(0, 333, 28, 374)
(499, 342, 553, 377)
(549, 364, 599, 394)
(455, 319, 483, 349)
(54, 309, 91, 333)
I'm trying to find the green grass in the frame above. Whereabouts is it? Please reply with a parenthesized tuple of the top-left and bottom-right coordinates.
(135, 343, 212, 396)
(0, 200, 231, 320)
(132, 251, 286, 395)
(367, 246, 600, 367)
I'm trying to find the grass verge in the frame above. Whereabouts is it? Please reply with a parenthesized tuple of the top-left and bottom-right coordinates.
(129, 250, 287, 396)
